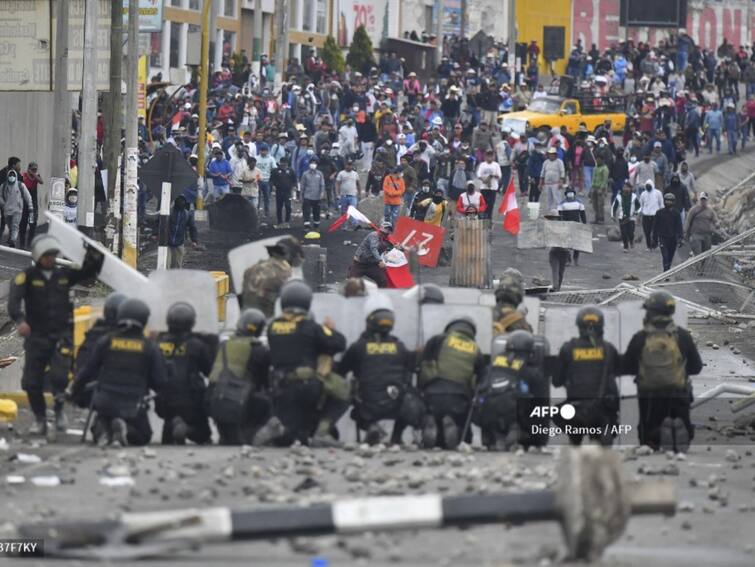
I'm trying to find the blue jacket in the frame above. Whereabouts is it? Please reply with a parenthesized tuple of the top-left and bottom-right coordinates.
(168, 206, 198, 247)
(528, 150, 545, 178)
(723, 111, 739, 132)
(206, 158, 232, 188)
(704, 109, 723, 130)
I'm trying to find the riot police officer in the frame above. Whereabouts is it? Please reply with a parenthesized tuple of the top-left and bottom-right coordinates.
(208, 308, 271, 445)
(493, 270, 532, 335)
(155, 302, 214, 445)
(241, 235, 304, 317)
(257, 280, 349, 447)
(8, 234, 103, 437)
(622, 291, 702, 453)
(553, 307, 620, 446)
(71, 298, 165, 447)
(76, 292, 127, 375)
(475, 331, 540, 450)
(338, 296, 424, 445)
(418, 316, 485, 449)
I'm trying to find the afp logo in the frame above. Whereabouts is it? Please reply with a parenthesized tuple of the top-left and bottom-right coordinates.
(529, 403, 576, 420)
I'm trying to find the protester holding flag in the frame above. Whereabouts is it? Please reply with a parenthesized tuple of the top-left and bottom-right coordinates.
(498, 176, 520, 235)
(347, 221, 395, 288)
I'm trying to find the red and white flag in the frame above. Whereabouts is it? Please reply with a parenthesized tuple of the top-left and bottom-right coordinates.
(327, 205, 379, 233)
(498, 177, 520, 235)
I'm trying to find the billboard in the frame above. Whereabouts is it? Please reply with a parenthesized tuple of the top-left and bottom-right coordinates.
(620, 0, 687, 28)
(0, 0, 112, 92)
(122, 0, 165, 33)
(337, 0, 389, 48)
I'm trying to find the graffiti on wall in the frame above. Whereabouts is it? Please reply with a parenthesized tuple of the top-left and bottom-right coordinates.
(572, 0, 752, 52)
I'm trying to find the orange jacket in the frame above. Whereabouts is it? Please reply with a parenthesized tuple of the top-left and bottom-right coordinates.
(383, 175, 405, 205)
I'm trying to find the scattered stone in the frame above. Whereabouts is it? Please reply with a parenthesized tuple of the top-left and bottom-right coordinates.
(711, 344, 720, 350)
(633, 445, 653, 457)
(602, 273, 611, 280)
(142, 448, 157, 459)
(678, 501, 695, 513)
(725, 449, 741, 463)
(706, 341, 714, 347)
(622, 273, 639, 281)
(680, 520, 692, 531)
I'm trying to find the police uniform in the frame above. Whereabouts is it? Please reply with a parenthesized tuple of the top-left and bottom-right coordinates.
(338, 331, 423, 445)
(477, 351, 531, 448)
(554, 337, 620, 446)
(419, 326, 485, 447)
(267, 311, 349, 444)
(155, 331, 214, 444)
(8, 249, 102, 423)
(72, 327, 166, 446)
(493, 304, 533, 335)
(241, 256, 292, 317)
(208, 335, 271, 445)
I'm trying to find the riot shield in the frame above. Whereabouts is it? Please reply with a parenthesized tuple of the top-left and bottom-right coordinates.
(45, 212, 149, 293)
(543, 305, 620, 353)
(227, 236, 286, 294)
(422, 304, 493, 354)
(517, 220, 594, 253)
(143, 270, 219, 335)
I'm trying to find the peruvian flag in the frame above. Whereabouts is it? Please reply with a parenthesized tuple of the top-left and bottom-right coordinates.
(498, 177, 520, 235)
(327, 205, 379, 232)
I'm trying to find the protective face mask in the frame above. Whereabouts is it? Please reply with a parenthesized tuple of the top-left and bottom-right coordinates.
(69, 196, 78, 204)
(309, 163, 317, 170)
(7, 175, 16, 184)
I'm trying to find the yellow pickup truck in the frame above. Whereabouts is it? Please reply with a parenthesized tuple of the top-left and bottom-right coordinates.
(500, 96, 627, 136)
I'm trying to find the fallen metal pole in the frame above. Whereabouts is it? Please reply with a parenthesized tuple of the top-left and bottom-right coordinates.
(691, 384, 755, 409)
(0, 244, 73, 267)
(12, 448, 675, 561)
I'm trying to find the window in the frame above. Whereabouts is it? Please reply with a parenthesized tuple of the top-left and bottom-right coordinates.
(189, 0, 200, 9)
(170, 0, 183, 7)
(170, 21, 181, 68)
(150, 31, 162, 67)
(316, 0, 327, 34)
(303, 0, 313, 31)
(224, 0, 236, 17)
(563, 102, 577, 115)
(223, 30, 236, 59)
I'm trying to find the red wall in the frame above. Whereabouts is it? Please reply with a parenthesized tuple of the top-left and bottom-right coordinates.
(571, 0, 752, 52)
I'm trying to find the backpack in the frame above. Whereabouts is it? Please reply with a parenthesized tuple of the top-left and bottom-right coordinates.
(208, 342, 252, 423)
(638, 325, 686, 390)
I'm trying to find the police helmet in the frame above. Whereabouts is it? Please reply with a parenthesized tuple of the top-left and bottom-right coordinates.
(495, 273, 524, 306)
(367, 308, 395, 333)
(167, 302, 196, 333)
(267, 235, 304, 267)
(237, 308, 266, 337)
(445, 316, 476, 337)
(576, 306, 604, 337)
(31, 234, 60, 263)
(643, 290, 676, 316)
(420, 283, 445, 304)
(280, 279, 313, 312)
(116, 298, 150, 329)
(505, 330, 535, 353)
(103, 292, 128, 325)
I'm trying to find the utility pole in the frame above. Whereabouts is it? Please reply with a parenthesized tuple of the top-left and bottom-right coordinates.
(436, 0, 445, 63)
(197, 0, 213, 209)
(52, 0, 70, 180)
(508, 0, 517, 89)
(275, 0, 289, 86)
(460, 0, 466, 39)
(123, 0, 139, 268)
(104, 0, 124, 245)
(77, 0, 99, 229)
(253, 0, 263, 67)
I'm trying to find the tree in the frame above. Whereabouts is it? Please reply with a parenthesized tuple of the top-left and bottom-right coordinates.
(321, 35, 346, 75)
(346, 25, 375, 74)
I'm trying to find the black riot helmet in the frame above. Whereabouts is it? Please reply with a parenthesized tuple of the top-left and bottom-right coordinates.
(167, 302, 196, 333)
(495, 272, 524, 306)
(103, 292, 127, 325)
(420, 283, 445, 304)
(267, 235, 304, 267)
(445, 316, 476, 337)
(576, 306, 604, 338)
(367, 308, 395, 334)
(505, 330, 535, 354)
(116, 298, 150, 329)
(643, 290, 676, 316)
(237, 308, 266, 337)
(280, 280, 313, 312)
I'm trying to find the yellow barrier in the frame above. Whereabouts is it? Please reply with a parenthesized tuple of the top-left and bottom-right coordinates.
(210, 271, 230, 322)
